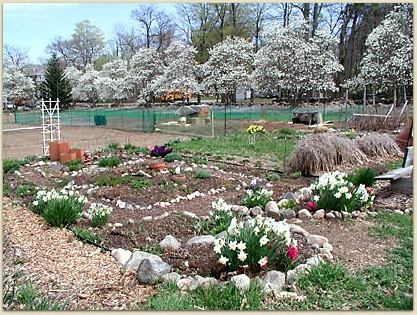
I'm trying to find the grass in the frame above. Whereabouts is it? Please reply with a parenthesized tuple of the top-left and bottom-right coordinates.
(3, 159, 21, 174)
(271, 213, 413, 310)
(3, 273, 67, 310)
(385, 159, 403, 170)
(170, 132, 297, 164)
(131, 178, 154, 190)
(65, 159, 83, 172)
(139, 281, 264, 310)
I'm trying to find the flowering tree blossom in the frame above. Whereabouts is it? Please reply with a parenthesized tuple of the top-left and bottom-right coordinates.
(202, 36, 254, 103)
(127, 48, 163, 101)
(96, 58, 128, 102)
(3, 65, 35, 102)
(63, 66, 82, 90)
(71, 64, 100, 102)
(252, 20, 343, 100)
(353, 4, 413, 99)
(149, 40, 200, 100)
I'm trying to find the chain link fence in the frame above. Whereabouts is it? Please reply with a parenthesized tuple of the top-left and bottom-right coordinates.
(14, 104, 367, 138)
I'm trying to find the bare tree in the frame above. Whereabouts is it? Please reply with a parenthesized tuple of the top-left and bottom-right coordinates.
(3, 44, 30, 69)
(154, 11, 177, 51)
(131, 4, 159, 49)
(249, 3, 272, 51)
(109, 23, 143, 62)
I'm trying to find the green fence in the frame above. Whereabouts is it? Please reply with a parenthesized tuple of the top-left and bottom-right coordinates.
(14, 104, 364, 138)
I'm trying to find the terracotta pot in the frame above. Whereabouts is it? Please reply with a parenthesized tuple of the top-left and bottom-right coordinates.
(58, 141, 73, 155)
(148, 162, 166, 171)
(60, 152, 76, 163)
(49, 141, 63, 161)
(70, 148, 84, 160)
(171, 175, 187, 183)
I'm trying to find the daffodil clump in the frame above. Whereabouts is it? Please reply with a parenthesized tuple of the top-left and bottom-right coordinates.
(197, 198, 236, 235)
(214, 215, 298, 272)
(33, 188, 88, 228)
(242, 178, 273, 209)
(246, 124, 266, 135)
(309, 171, 374, 213)
(88, 203, 113, 227)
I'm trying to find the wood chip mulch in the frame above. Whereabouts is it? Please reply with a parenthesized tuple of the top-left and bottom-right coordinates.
(2, 197, 155, 310)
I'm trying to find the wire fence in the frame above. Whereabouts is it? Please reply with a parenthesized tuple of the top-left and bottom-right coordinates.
(13, 104, 366, 138)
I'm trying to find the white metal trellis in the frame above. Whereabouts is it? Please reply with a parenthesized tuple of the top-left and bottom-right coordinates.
(41, 98, 61, 156)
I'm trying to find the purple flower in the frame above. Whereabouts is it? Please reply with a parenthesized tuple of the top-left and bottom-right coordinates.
(150, 145, 173, 157)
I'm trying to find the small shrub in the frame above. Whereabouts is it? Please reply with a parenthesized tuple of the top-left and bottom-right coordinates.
(266, 173, 280, 181)
(124, 142, 134, 150)
(3, 182, 10, 196)
(98, 156, 120, 167)
(65, 159, 82, 172)
(15, 183, 37, 197)
(195, 170, 212, 179)
(309, 171, 375, 213)
(385, 159, 403, 170)
(107, 142, 119, 150)
(214, 215, 298, 273)
(150, 145, 173, 157)
(133, 147, 149, 155)
(3, 159, 21, 174)
(278, 128, 296, 135)
(33, 189, 87, 228)
(87, 203, 113, 227)
(242, 178, 273, 209)
(72, 226, 102, 243)
(347, 168, 376, 188)
(93, 174, 133, 186)
(196, 199, 235, 235)
(19, 156, 36, 166)
(131, 178, 154, 189)
(279, 199, 296, 209)
(164, 152, 183, 162)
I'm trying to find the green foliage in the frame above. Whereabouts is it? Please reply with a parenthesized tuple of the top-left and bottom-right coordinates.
(280, 199, 296, 209)
(277, 128, 296, 135)
(133, 147, 149, 155)
(347, 168, 376, 187)
(131, 178, 154, 190)
(3, 275, 67, 310)
(195, 170, 212, 179)
(41, 198, 84, 228)
(98, 156, 120, 167)
(72, 226, 102, 243)
(241, 181, 273, 209)
(39, 54, 72, 105)
(195, 199, 234, 235)
(3, 159, 21, 174)
(65, 159, 82, 172)
(15, 182, 37, 197)
(93, 174, 134, 186)
(291, 171, 302, 179)
(139, 281, 263, 310)
(3, 182, 10, 196)
(107, 142, 119, 150)
(266, 173, 280, 181)
(19, 156, 36, 166)
(124, 142, 134, 150)
(164, 152, 183, 162)
(165, 138, 181, 146)
(254, 161, 262, 167)
(385, 159, 403, 170)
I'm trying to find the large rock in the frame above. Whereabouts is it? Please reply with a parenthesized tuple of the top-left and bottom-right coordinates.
(313, 209, 325, 220)
(282, 192, 296, 200)
(319, 248, 333, 261)
(159, 235, 181, 251)
(307, 235, 329, 247)
(230, 205, 249, 216)
(136, 258, 171, 284)
(186, 235, 215, 247)
(177, 277, 193, 291)
(281, 210, 296, 219)
(295, 187, 311, 202)
(111, 248, 132, 267)
(250, 206, 263, 216)
(262, 271, 286, 294)
(230, 274, 251, 291)
(322, 242, 333, 251)
(265, 201, 279, 213)
(289, 224, 310, 238)
(298, 209, 312, 220)
(305, 255, 324, 266)
(123, 251, 163, 273)
(325, 212, 336, 219)
(266, 208, 282, 221)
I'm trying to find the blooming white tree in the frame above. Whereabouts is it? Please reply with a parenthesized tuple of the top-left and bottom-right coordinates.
(71, 64, 100, 102)
(3, 65, 35, 102)
(150, 40, 200, 100)
(354, 4, 413, 103)
(126, 48, 163, 101)
(252, 20, 343, 100)
(202, 36, 255, 103)
(96, 58, 128, 102)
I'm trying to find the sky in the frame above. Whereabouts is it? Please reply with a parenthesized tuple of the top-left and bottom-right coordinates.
(3, 2, 176, 64)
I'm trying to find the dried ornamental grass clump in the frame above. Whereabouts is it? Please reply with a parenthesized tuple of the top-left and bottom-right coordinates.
(288, 133, 368, 175)
(355, 133, 403, 159)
